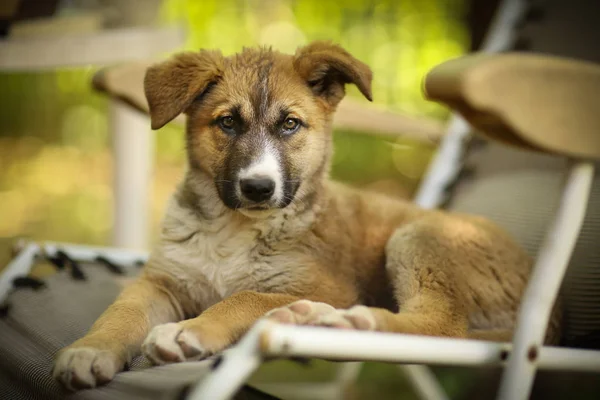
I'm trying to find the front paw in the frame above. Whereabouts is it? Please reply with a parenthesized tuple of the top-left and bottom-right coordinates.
(53, 347, 123, 391)
(265, 300, 337, 324)
(266, 300, 377, 330)
(142, 323, 207, 365)
(314, 305, 377, 330)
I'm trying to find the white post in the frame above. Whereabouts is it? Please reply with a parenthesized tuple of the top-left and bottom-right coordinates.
(400, 365, 449, 400)
(110, 100, 154, 249)
(0, 25, 185, 250)
(0, 243, 39, 304)
(415, 0, 527, 209)
(497, 161, 595, 400)
(187, 321, 270, 400)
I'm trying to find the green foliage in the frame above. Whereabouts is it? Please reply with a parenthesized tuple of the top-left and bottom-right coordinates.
(161, 0, 467, 117)
(0, 0, 466, 246)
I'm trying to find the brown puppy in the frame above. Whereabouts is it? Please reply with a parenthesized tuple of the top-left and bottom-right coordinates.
(53, 42, 560, 390)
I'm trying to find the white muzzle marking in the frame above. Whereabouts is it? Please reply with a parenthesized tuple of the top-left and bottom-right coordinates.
(238, 142, 283, 204)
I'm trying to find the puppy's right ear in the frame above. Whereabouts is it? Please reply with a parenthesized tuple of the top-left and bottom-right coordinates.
(144, 50, 224, 130)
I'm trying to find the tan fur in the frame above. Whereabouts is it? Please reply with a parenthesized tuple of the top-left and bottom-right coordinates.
(53, 42, 561, 390)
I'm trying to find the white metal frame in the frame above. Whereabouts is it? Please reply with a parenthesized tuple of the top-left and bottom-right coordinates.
(187, 318, 600, 400)
(396, 0, 530, 398)
(253, 362, 363, 400)
(498, 161, 595, 399)
(400, 364, 449, 400)
(0, 241, 147, 304)
(110, 101, 157, 249)
(416, 0, 527, 208)
(0, 243, 41, 305)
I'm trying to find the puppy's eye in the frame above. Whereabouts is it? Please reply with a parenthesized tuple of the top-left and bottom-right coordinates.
(281, 118, 300, 135)
(218, 116, 236, 133)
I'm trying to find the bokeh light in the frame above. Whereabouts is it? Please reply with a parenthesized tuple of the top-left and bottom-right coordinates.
(0, 0, 467, 246)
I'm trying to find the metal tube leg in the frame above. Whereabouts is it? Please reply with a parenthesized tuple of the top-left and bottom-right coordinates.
(331, 362, 363, 399)
(416, 0, 527, 209)
(497, 160, 595, 400)
(0, 243, 39, 304)
(187, 321, 271, 400)
(250, 362, 363, 400)
(399, 365, 449, 400)
(110, 101, 155, 250)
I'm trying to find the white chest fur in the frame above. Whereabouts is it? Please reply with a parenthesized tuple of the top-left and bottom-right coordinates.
(151, 195, 313, 310)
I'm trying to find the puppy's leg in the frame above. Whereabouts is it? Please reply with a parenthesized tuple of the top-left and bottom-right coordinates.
(142, 291, 299, 364)
(53, 275, 182, 390)
(271, 215, 511, 339)
(370, 214, 527, 339)
(360, 215, 472, 337)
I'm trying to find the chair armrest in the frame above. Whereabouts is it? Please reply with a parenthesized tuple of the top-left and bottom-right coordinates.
(92, 60, 181, 120)
(424, 53, 600, 159)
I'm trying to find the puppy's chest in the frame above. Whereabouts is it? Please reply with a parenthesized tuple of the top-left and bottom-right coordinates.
(162, 219, 302, 306)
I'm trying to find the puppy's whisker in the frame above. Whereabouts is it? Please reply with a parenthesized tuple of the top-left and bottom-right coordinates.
(284, 192, 306, 211)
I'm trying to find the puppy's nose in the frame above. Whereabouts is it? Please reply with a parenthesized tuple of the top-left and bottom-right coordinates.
(240, 178, 275, 202)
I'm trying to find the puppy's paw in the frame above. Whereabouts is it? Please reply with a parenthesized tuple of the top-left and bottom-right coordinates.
(142, 323, 206, 365)
(266, 301, 377, 331)
(313, 305, 377, 331)
(53, 347, 122, 391)
(265, 300, 337, 324)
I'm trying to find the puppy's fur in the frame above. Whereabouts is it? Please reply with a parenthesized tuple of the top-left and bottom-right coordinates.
(53, 42, 561, 390)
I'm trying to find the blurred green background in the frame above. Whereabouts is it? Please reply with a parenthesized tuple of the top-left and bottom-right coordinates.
(0, 0, 465, 246)
(0, 0, 470, 398)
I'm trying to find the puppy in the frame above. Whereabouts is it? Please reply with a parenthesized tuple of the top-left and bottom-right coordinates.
(53, 41, 560, 390)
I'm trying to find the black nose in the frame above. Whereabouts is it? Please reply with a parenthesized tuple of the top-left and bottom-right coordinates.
(240, 178, 275, 202)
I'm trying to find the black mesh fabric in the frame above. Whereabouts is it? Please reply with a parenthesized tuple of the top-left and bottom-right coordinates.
(448, 142, 600, 346)
(0, 261, 273, 399)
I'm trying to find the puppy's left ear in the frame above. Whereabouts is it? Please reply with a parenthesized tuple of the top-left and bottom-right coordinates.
(144, 50, 224, 130)
(294, 41, 373, 107)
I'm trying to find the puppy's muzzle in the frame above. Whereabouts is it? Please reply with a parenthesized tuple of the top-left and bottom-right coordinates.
(240, 177, 275, 203)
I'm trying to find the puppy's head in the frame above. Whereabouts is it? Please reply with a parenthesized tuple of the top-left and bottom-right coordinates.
(144, 41, 372, 215)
